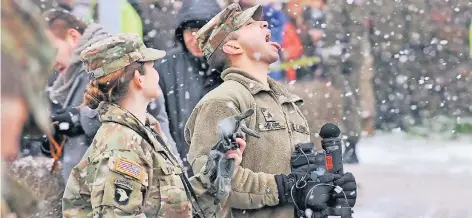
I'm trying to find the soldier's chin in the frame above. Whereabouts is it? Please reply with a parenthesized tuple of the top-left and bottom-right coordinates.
(268, 54, 279, 65)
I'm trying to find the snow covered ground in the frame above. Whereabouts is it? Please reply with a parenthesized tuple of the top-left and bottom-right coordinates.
(341, 132, 472, 218)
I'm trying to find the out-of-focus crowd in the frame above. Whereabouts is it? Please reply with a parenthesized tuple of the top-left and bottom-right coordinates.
(2, 0, 471, 217)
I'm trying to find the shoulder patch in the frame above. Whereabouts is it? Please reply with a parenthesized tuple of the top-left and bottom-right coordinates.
(114, 158, 143, 181)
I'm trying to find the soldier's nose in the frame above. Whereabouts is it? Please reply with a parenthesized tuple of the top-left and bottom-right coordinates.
(260, 21, 269, 29)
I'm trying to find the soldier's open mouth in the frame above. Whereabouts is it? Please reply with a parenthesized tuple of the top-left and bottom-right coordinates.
(265, 32, 271, 42)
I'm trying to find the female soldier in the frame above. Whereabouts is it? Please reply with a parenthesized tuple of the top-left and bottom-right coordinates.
(62, 33, 246, 217)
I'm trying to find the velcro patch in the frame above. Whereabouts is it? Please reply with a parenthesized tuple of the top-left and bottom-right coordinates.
(114, 158, 143, 181)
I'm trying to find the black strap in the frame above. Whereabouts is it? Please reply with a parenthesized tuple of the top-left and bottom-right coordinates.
(180, 173, 207, 218)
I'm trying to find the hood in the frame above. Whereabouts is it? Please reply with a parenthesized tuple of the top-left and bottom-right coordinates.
(175, 0, 221, 48)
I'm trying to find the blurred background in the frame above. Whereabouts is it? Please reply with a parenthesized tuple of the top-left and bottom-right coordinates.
(22, 0, 472, 217)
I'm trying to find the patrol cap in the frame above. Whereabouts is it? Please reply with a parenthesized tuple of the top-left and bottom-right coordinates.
(196, 3, 263, 60)
(1, 0, 57, 134)
(80, 33, 166, 80)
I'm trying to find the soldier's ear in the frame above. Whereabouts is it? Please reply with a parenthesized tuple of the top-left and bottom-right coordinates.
(132, 70, 144, 89)
(222, 40, 243, 55)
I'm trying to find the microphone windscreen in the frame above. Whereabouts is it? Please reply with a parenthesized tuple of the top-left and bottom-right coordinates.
(319, 123, 340, 139)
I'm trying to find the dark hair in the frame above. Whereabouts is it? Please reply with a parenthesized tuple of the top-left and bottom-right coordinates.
(83, 62, 145, 109)
(43, 9, 87, 39)
(208, 32, 238, 73)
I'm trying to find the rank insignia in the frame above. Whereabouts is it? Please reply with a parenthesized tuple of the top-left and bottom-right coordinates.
(260, 108, 276, 122)
(114, 158, 143, 181)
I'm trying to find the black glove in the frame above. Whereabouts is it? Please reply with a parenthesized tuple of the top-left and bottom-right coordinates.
(275, 172, 305, 205)
(303, 173, 338, 211)
(275, 172, 338, 213)
(275, 143, 326, 204)
(291, 143, 319, 172)
(51, 107, 84, 137)
(328, 172, 357, 208)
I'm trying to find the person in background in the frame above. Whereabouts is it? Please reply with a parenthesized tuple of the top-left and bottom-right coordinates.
(298, 0, 326, 80)
(281, 0, 304, 81)
(70, 0, 144, 38)
(282, 0, 344, 148)
(323, 0, 368, 164)
(133, 0, 182, 50)
(43, 9, 179, 182)
(57, 0, 73, 11)
(156, 0, 223, 174)
(263, 2, 288, 80)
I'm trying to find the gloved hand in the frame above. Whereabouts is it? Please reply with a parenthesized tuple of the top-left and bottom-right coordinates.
(328, 172, 357, 207)
(274, 171, 307, 205)
(51, 107, 84, 137)
(303, 173, 338, 211)
(275, 142, 327, 206)
(291, 143, 318, 173)
(275, 172, 338, 215)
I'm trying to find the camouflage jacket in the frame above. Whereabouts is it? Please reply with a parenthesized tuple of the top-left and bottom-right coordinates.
(62, 102, 220, 218)
(1, 175, 38, 218)
(185, 68, 311, 218)
(6, 157, 65, 218)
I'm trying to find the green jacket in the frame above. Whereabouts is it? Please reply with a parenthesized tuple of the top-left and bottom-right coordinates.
(469, 21, 471, 59)
(89, 0, 143, 39)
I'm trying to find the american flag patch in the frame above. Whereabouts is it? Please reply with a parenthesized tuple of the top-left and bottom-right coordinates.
(114, 158, 143, 181)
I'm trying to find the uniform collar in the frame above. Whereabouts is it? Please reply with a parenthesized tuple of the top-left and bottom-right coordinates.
(221, 67, 303, 105)
(97, 102, 161, 139)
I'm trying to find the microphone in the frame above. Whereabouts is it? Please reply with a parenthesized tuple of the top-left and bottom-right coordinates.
(319, 123, 343, 174)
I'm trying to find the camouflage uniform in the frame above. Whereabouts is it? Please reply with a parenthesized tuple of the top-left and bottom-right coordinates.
(62, 34, 220, 218)
(1, 0, 57, 217)
(426, 0, 472, 117)
(323, 0, 368, 161)
(186, 4, 312, 218)
(5, 157, 65, 218)
(367, 0, 431, 130)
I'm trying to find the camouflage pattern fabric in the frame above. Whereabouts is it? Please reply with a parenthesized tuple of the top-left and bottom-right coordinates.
(1, 175, 38, 218)
(6, 157, 65, 218)
(62, 102, 220, 218)
(323, 0, 367, 142)
(1, 0, 56, 217)
(367, 0, 432, 130)
(196, 3, 263, 60)
(80, 33, 165, 80)
(1, 0, 56, 134)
